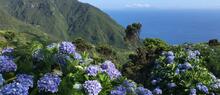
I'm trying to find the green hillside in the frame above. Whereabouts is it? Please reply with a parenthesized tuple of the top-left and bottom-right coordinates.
(0, 0, 125, 47)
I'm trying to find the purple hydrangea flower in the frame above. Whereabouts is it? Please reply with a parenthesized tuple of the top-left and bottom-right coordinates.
(153, 88, 162, 95)
(110, 90, 126, 95)
(194, 50, 200, 56)
(83, 80, 102, 95)
(196, 83, 209, 94)
(1, 47, 14, 55)
(151, 80, 157, 85)
(0, 56, 17, 73)
(100, 60, 121, 80)
(54, 54, 71, 65)
(37, 73, 61, 93)
(135, 87, 153, 95)
(59, 41, 76, 54)
(167, 83, 177, 89)
(182, 62, 192, 69)
(190, 88, 196, 95)
(16, 74, 34, 88)
(166, 55, 175, 64)
(0, 74, 4, 86)
(175, 68, 180, 74)
(74, 52, 82, 60)
(111, 85, 127, 95)
(0, 82, 29, 95)
(166, 51, 174, 56)
(101, 60, 116, 70)
(86, 65, 100, 76)
(122, 80, 136, 93)
(105, 68, 121, 80)
(211, 82, 220, 89)
(188, 50, 197, 59)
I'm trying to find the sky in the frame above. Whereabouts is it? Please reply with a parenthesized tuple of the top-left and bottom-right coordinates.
(79, 0, 220, 10)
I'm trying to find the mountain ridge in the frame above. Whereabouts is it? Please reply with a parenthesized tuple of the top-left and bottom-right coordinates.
(0, 0, 125, 47)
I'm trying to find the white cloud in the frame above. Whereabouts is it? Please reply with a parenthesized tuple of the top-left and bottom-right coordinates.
(125, 3, 151, 8)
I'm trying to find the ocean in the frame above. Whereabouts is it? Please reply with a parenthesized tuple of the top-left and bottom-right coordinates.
(105, 9, 220, 44)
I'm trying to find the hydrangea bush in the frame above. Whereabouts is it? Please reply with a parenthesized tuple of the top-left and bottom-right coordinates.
(0, 42, 154, 95)
(149, 47, 220, 95)
(0, 41, 220, 95)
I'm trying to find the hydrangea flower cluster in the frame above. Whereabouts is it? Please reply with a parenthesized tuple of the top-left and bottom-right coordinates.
(111, 80, 154, 95)
(165, 51, 175, 64)
(135, 87, 153, 95)
(167, 82, 177, 89)
(0, 82, 29, 95)
(153, 87, 162, 95)
(211, 82, 220, 89)
(86, 65, 100, 76)
(37, 73, 61, 93)
(54, 54, 71, 65)
(83, 80, 102, 95)
(176, 62, 193, 74)
(59, 41, 76, 54)
(101, 60, 121, 80)
(187, 50, 200, 59)
(0, 55, 17, 73)
(74, 52, 82, 60)
(111, 85, 127, 95)
(196, 83, 209, 94)
(190, 88, 197, 95)
(0, 74, 4, 86)
(15, 74, 34, 88)
(1, 47, 14, 57)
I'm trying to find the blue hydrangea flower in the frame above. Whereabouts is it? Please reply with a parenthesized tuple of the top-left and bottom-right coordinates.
(1, 47, 14, 55)
(167, 83, 176, 89)
(101, 60, 121, 80)
(135, 87, 153, 95)
(190, 88, 196, 95)
(105, 68, 121, 80)
(37, 73, 61, 93)
(194, 50, 200, 56)
(83, 80, 102, 95)
(166, 51, 174, 56)
(166, 55, 175, 64)
(0, 56, 17, 73)
(32, 49, 44, 61)
(54, 54, 71, 65)
(122, 80, 136, 93)
(211, 82, 220, 89)
(196, 83, 209, 94)
(110, 90, 126, 95)
(188, 50, 197, 59)
(86, 65, 100, 76)
(16, 74, 34, 88)
(0, 82, 29, 95)
(175, 68, 180, 74)
(0, 74, 4, 86)
(74, 52, 82, 60)
(182, 62, 192, 69)
(101, 60, 116, 70)
(153, 88, 162, 95)
(151, 79, 157, 85)
(59, 41, 76, 54)
(111, 85, 127, 95)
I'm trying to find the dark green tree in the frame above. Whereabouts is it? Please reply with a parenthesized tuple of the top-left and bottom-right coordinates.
(124, 22, 142, 42)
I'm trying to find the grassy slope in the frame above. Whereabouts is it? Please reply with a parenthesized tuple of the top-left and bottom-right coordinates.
(0, 0, 125, 48)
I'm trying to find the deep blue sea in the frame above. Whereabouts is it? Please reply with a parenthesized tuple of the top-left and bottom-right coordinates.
(105, 9, 220, 44)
